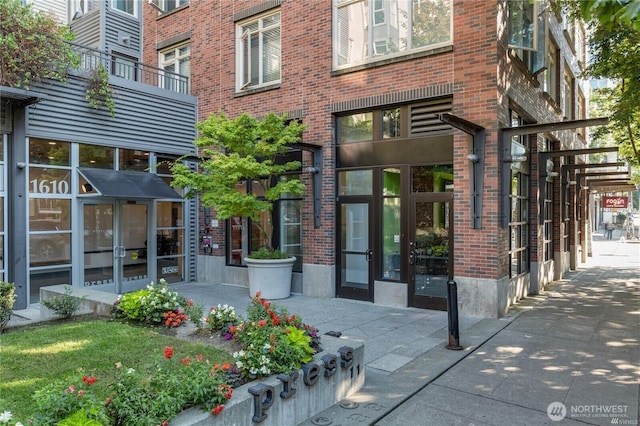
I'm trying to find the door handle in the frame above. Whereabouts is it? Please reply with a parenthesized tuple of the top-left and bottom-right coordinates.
(408, 241, 415, 265)
(365, 249, 373, 262)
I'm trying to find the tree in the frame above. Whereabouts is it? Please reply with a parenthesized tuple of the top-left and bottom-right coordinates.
(171, 112, 306, 255)
(558, 0, 640, 184)
(0, 0, 77, 88)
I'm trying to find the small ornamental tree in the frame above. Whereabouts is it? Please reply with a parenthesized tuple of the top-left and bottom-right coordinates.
(171, 112, 306, 256)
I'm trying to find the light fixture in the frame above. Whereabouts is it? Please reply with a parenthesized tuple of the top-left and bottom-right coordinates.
(81, 183, 93, 193)
(546, 171, 559, 178)
(504, 154, 527, 163)
(567, 180, 577, 186)
(467, 153, 479, 163)
(16, 162, 26, 169)
(305, 167, 320, 174)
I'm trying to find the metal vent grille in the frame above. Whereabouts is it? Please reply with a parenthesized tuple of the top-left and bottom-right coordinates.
(410, 97, 453, 135)
(187, 162, 198, 282)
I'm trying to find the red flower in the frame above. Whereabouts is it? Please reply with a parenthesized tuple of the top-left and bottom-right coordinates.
(222, 363, 231, 370)
(197, 354, 204, 362)
(182, 357, 192, 366)
(212, 404, 224, 415)
(82, 375, 97, 385)
(258, 319, 267, 327)
(164, 346, 174, 359)
(106, 398, 113, 405)
(161, 421, 169, 426)
(186, 298, 194, 306)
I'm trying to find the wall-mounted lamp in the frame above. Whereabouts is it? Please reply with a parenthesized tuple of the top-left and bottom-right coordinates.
(567, 180, 577, 186)
(504, 155, 527, 163)
(81, 183, 93, 193)
(467, 153, 479, 163)
(305, 167, 320, 174)
(546, 171, 559, 178)
(16, 162, 27, 169)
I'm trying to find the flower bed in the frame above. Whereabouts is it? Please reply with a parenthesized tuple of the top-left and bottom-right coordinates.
(28, 283, 365, 425)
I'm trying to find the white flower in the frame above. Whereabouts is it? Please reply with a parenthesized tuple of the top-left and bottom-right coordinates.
(127, 368, 136, 374)
(250, 367, 258, 375)
(16, 422, 24, 426)
(0, 412, 12, 422)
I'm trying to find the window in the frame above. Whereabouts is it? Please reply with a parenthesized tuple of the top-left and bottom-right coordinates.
(227, 153, 302, 272)
(507, 0, 545, 73)
(576, 90, 585, 138)
(112, 54, 137, 81)
(508, 111, 530, 277)
(339, 112, 374, 143)
(334, 0, 452, 68)
(112, 0, 135, 16)
(544, 180, 554, 261)
(544, 40, 558, 103)
(160, 44, 190, 94)
(381, 168, 400, 280)
(159, 0, 188, 13)
(562, 67, 574, 119)
(70, 0, 98, 21)
(237, 11, 281, 90)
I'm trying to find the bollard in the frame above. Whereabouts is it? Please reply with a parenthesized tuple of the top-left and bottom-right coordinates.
(446, 280, 463, 350)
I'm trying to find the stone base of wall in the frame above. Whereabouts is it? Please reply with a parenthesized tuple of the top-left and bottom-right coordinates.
(39, 285, 118, 320)
(172, 335, 364, 426)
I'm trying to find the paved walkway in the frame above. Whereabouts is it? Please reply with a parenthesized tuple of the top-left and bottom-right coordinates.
(7, 231, 639, 425)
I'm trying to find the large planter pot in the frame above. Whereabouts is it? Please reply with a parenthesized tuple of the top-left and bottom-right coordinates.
(245, 256, 296, 299)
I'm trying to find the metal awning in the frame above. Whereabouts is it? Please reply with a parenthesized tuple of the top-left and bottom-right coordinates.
(78, 168, 182, 199)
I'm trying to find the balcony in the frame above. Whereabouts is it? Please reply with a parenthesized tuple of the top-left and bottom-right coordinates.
(69, 41, 189, 95)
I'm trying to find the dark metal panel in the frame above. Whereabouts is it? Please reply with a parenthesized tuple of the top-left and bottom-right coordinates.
(337, 135, 453, 168)
(25, 74, 197, 155)
(78, 168, 182, 199)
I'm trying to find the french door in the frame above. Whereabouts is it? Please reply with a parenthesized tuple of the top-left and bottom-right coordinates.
(409, 193, 453, 310)
(82, 200, 150, 294)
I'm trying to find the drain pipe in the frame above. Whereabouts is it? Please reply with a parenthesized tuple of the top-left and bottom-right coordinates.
(446, 280, 463, 350)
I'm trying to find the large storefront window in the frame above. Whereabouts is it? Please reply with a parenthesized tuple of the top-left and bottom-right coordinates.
(28, 138, 73, 301)
(227, 157, 303, 272)
(382, 168, 401, 280)
(508, 111, 530, 277)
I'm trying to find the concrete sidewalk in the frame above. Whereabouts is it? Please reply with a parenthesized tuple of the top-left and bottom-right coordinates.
(7, 233, 638, 425)
(374, 234, 640, 426)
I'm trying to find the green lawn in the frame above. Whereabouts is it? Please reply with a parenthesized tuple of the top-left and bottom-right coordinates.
(0, 318, 233, 421)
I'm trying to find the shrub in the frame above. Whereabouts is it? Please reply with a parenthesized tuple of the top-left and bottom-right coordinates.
(114, 279, 180, 324)
(206, 304, 242, 338)
(0, 282, 16, 333)
(40, 285, 84, 319)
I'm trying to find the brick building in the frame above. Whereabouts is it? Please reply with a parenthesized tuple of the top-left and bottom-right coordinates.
(142, 0, 618, 317)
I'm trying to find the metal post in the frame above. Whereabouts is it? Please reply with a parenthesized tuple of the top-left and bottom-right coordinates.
(446, 280, 463, 350)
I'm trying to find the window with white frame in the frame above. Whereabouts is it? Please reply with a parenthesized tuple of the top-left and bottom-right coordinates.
(112, 0, 135, 16)
(334, 0, 452, 68)
(237, 10, 281, 91)
(160, 44, 190, 94)
(160, 0, 189, 13)
(70, 0, 99, 21)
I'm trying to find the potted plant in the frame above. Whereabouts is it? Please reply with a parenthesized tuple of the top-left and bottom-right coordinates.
(171, 111, 306, 299)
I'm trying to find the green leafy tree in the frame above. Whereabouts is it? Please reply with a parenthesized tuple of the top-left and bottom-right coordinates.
(171, 112, 306, 254)
(556, 0, 640, 184)
(0, 0, 78, 88)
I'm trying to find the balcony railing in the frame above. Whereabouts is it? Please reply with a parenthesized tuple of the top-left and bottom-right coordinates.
(69, 42, 190, 95)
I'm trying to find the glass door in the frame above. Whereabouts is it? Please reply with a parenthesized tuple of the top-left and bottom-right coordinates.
(409, 194, 453, 310)
(337, 201, 373, 301)
(83, 200, 149, 294)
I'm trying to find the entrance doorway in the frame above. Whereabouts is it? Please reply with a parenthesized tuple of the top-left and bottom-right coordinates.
(82, 200, 150, 294)
(409, 193, 453, 310)
(337, 201, 373, 301)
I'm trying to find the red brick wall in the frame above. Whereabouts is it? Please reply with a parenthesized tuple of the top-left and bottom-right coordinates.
(142, 0, 587, 281)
